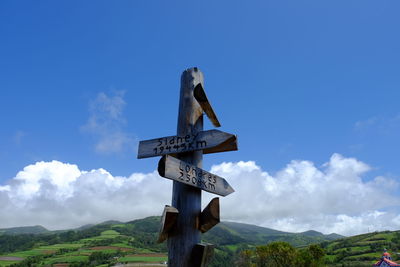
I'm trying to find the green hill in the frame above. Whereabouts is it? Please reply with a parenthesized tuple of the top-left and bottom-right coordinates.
(203, 221, 343, 247)
(0, 226, 49, 235)
(4, 217, 398, 267)
(0, 218, 341, 245)
(321, 230, 400, 266)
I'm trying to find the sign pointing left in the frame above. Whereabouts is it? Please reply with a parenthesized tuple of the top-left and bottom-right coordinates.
(158, 155, 234, 197)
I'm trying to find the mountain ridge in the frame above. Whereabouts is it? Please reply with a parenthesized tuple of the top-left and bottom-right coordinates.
(0, 225, 49, 235)
(0, 217, 343, 242)
(1, 217, 399, 267)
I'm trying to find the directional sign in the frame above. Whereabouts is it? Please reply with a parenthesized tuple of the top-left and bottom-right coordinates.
(137, 129, 237, 159)
(193, 83, 221, 127)
(158, 205, 179, 243)
(199, 198, 220, 233)
(158, 155, 234, 197)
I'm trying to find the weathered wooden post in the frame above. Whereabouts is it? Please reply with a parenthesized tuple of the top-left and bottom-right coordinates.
(137, 67, 238, 267)
(168, 68, 204, 266)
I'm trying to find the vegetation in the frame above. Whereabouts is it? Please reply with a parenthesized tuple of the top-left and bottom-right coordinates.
(0, 216, 399, 266)
(204, 221, 342, 247)
(0, 226, 49, 235)
(209, 242, 325, 267)
(320, 230, 400, 266)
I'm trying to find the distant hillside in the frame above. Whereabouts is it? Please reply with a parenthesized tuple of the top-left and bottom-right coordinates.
(98, 220, 123, 225)
(321, 230, 400, 266)
(73, 224, 95, 231)
(0, 216, 342, 247)
(0, 216, 399, 267)
(203, 221, 343, 247)
(326, 233, 345, 240)
(0, 225, 49, 235)
(123, 217, 343, 247)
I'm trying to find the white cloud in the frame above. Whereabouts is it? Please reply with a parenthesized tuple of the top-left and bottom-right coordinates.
(0, 154, 399, 236)
(0, 160, 170, 230)
(206, 153, 400, 236)
(81, 91, 136, 154)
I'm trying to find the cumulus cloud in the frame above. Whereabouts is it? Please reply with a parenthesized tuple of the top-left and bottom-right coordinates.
(81, 91, 136, 154)
(0, 161, 170, 230)
(208, 154, 400, 236)
(0, 154, 399, 236)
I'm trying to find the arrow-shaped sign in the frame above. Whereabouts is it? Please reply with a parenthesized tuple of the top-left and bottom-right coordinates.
(157, 205, 179, 243)
(199, 198, 220, 233)
(158, 155, 234, 197)
(193, 83, 220, 128)
(137, 130, 237, 159)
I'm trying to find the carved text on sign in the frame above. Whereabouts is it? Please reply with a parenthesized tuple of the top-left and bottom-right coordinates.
(178, 160, 217, 191)
(137, 130, 238, 159)
(158, 155, 234, 197)
(153, 133, 207, 155)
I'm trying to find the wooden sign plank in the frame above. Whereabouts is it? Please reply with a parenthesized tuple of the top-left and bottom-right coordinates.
(158, 156, 234, 197)
(137, 129, 237, 159)
(193, 83, 221, 127)
(157, 205, 179, 243)
(199, 198, 220, 233)
(191, 243, 215, 267)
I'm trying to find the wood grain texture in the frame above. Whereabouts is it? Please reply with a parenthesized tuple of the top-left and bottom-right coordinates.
(158, 156, 234, 197)
(158, 205, 179, 243)
(191, 243, 215, 267)
(167, 67, 204, 267)
(137, 129, 237, 159)
(199, 198, 220, 233)
(193, 83, 221, 127)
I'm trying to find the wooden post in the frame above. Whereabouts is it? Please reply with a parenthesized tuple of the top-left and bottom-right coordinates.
(168, 67, 204, 266)
(191, 243, 215, 267)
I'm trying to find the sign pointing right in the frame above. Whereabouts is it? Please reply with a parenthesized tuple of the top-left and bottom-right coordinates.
(158, 155, 235, 197)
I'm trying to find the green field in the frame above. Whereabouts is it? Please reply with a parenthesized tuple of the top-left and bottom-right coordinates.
(44, 255, 89, 264)
(0, 261, 20, 267)
(1, 216, 399, 267)
(119, 255, 167, 263)
(322, 230, 400, 266)
(3, 250, 43, 258)
(0, 221, 164, 267)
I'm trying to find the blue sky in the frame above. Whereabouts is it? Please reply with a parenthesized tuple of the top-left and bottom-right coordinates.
(0, 1, 400, 234)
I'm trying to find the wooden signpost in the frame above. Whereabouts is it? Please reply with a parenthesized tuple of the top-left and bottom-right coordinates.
(137, 67, 238, 267)
(137, 129, 237, 159)
(158, 155, 234, 197)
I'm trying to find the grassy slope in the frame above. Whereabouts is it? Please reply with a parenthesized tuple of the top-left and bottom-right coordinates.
(0, 217, 378, 266)
(0, 222, 164, 267)
(0, 222, 154, 265)
(321, 230, 400, 266)
(203, 221, 342, 247)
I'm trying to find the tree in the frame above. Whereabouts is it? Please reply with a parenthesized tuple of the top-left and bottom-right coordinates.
(254, 242, 297, 267)
(296, 244, 325, 267)
(236, 249, 254, 267)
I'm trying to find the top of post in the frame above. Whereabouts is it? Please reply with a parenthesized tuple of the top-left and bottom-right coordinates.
(177, 67, 205, 136)
(178, 67, 221, 131)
